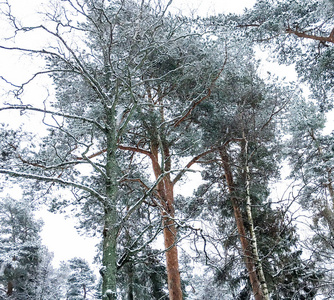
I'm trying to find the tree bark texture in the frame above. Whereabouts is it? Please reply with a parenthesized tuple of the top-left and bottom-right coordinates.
(126, 263, 134, 300)
(151, 143, 183, 300)
(102, 208, 118, 300)
(242, 139, 269, 300)
(219, 148, 266, 300)
(102, 124, 119, 300)
(7, 281, 13, 296)
(286, 26, 334, 44)
(162, 195, 182, 300)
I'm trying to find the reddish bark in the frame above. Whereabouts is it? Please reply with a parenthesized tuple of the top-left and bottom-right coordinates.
(163, 217, 182, 300)
(82, 140, 183, 298)
(151, 143, 183, 300)
(286, 27, 334, 44)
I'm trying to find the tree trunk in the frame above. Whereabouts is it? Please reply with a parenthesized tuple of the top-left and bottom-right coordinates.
(102, 208, 118, 300)
(151, 143, 183, 300)
(219, 148, 265, 300)
(126, 263, 134, 300)
(162, 190, 183, 300)
(83, 284, 87, 299)
(102, 125, 119, 300)
(7, 281, 13, 296)
(242, 139, 269, 300)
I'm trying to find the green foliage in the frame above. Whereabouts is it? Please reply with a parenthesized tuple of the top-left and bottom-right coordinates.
(286, 100, 333, 212)
(117, 249, 168, 300)
(234, 0, 334, 110)
(0, 197, 66, 299)
(65, 257, 97, 300)
(255, 206, 322, 299)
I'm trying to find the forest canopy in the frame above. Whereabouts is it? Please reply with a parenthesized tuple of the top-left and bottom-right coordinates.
(0, 0, 333, 299)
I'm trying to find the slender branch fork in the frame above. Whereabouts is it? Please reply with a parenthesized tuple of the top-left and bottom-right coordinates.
(173, 46, 229, 128)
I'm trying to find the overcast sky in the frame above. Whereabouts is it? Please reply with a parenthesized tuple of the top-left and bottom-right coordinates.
(171, 0, 256, 15)
(3, 0, 332, 270)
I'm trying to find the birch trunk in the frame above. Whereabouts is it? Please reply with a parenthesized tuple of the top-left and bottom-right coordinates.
(242, 139, 269, 300)
(219, 147, 265, 300)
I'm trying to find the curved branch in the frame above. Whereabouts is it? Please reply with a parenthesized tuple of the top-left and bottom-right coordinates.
(172, 148, 218, 185)
(286, 26, 334, 44)
(118, 144, 155, 161)
(0, 105, 105, 131)
(0, 169, 106, 203)
(173, 50, 228, 127)
(1, 69, 80, 93)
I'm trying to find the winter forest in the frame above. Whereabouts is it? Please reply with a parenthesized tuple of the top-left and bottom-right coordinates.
(0, 0, 333, 299)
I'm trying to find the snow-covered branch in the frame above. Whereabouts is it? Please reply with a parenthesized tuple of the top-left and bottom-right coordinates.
(0, 105, 105, 131)
(0, 169, 106, 203)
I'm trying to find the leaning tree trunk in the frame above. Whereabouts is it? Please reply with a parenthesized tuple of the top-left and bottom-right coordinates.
(219, 147, 266, 300)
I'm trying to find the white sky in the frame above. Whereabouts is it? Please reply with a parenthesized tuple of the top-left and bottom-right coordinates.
(170, 0, 256, 15)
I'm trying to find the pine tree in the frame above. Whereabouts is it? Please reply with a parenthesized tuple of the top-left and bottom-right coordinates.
(285, 99, 334, 297)
(65, 258, 97, 300)
(116, 16, 225, 298)
(0, 196, 42, 299)
(232, 0, 334, 110)
(0, 1, 220, 298)
(184, 50, 323, 298)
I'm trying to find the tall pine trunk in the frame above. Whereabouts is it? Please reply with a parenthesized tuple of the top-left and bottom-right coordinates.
(162, 185, 182, 300)
(151, 143, 183, 299)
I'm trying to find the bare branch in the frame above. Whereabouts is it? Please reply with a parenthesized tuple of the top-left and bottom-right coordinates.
(81, 148, 108, 179)
(172, 148, 218, 185)
(0, 105, 105, 131)
(286, 26, 334, 44)
(0, 168, 106, 203)
(118, 144, 154, 161)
